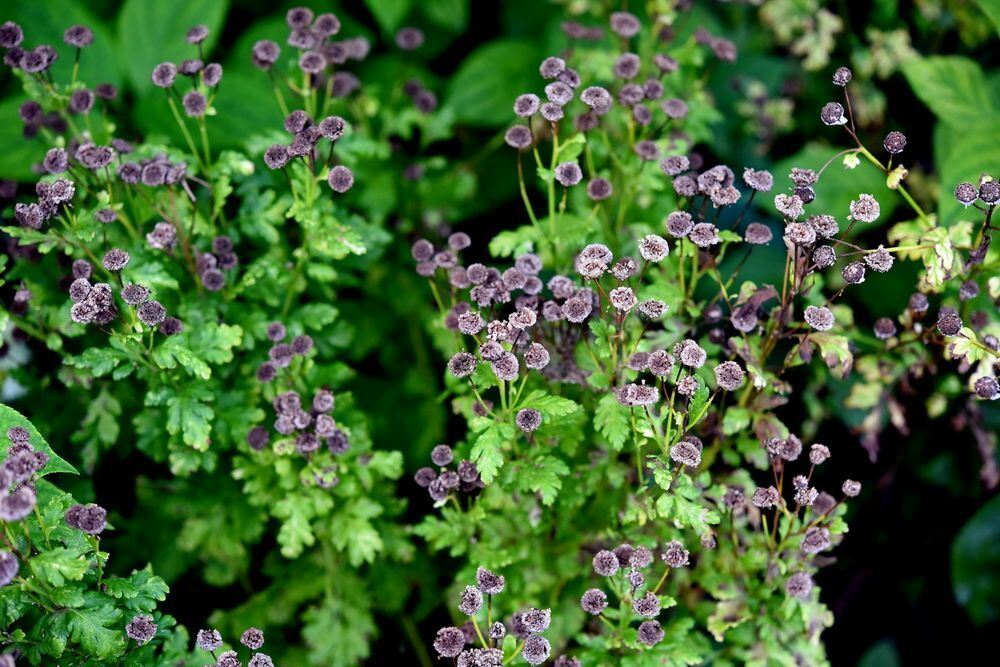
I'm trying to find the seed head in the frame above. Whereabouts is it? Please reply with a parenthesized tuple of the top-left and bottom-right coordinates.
(458, 585, 484, 615)
(662, 540, 689, 567)
(513, 93, 540, 117)
(810, 444, 831, 465)
(849, 194, 880, 223)
(476, 567, 505, 595)
(670, 440, 702, 467)
(151, 62, 177, 88)
(979, 180, 1000, 205)
(954, 182, 977, 206)
(842, 261, 866, 285)
(832, 66, 852, 86)
(554, 162, 582, 187)
(522, 635, 551, 666)
(820, 101, 846, 126)
(434, 627, 466, 658)
(974, 376, 999, 400)
(801, 526, 831, 554)
(64, 25, 94, 48)
(842, 479, 861, 497)
(661, 98, 688, 119)
(126, 614, 157, 644)
(515, 408, 542, 434)
(786, 572, 814, 598)
(883, 131, 906, 154)
(137, 300, 166, 327)
(576, 588, 608, 616)
(593, 549, 619, 576)
(752, 486, 779, 508)
(327, 165, 354, 193)
(610, 11, 641, 37)
(0, 551, 18, 587)
(637, 620, 664, 646)
(936, 312, 962, 336)
(743, 168, 774, 192)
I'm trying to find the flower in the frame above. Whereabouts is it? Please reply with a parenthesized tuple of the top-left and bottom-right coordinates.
(638, 620, 664, 645)
(820, 101, 846, 125)
(327, 165, 354, 193)
(883, 131, 906, 154)
(804, 305, 834, 331)
(554, 162, 582, 186)
(241, 627, 265, 650)
(516, 408, 542, 433)
(476, 567, 505, 595)
(833, 66, 852, 85)
(632, 592, 660, 617)
(714, 361, 745, 390)
(786, 572, 813, 598)
(196, 628, 223, 652)
(662, 540, 689, 567)
(126, 615, 157, 644)
(580, 588, 607, 615)
(593, 550, 620, 576)
(849, 194, 880, 223)
(458, 585, 484, 615)
(434, 627, 465, 658)
(522, 635, 551, 666)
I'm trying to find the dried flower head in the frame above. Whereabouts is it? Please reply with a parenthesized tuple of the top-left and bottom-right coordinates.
(126, 614, 157, 644)
(820, 101, 846, 125)
(714, 361, 745, 390)
(476, 567, 505, 595)
(458, 585, 484, 615)
(804, 305, 834, 331)
(849, 194, 880, 223)
(327, 165, 354, 193)
(592, 549, 620, 576)
(522, 635, 551, 666)
(810, 444, 831, 465)
(670, 440, 702, 468)
(752, 486, 779, 508)
(516, 408, 543, 433)
(842, 479, 861, 497)
(554, 162, 583, 187)
(786, 572, 814, 598)
(801, 526, 831, 554)
(638, 620, 664, 646)
(743, 168, 774, 192)
(936, 312, 962, 336)
(662, 540, 690, 567)
(151, 62, 177, 88)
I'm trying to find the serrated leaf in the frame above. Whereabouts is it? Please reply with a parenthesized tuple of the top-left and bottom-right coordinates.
(595, 392, 630, 451)
(517, 455, 570, 505)
(470, 421, 514, 483)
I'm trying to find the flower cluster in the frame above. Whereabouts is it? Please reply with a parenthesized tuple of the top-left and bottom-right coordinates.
(414, 444, 484, 503)
(195, 625, 273, 666)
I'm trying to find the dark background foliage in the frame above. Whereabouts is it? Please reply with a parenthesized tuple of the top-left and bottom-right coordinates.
(1, 0, 997, 664)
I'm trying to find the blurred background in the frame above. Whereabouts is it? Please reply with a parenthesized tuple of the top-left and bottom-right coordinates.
(1, 0, 997, 664)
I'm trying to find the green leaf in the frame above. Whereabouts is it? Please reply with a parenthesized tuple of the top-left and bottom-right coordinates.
(687, 380, 711, 426)
(65, 594, 124, 659)
(30, 547, 90, 587)
(952, 494, 1000, 625)
(516, 455, 570, 505)
(363, 0, 412, 35)
(118, 0, 230, 93)
(975, 0, 1000, 34)
(516, 390, 581, 418)
(161, 386, 215, 451)
(330, 498, 385, 566)
(594, 392, 630, 451)
(0, 405, 77, 476)
(420, 0, 469, 32)
(470, 420, 514, 483)
(901, 56, 991, 126)
(445, 40, 542, 126)
(935, 122, 1000, 225)
(721, 407, 751, 435)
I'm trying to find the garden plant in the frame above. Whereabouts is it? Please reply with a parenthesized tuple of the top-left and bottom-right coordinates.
(0, 1, 996, 665)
